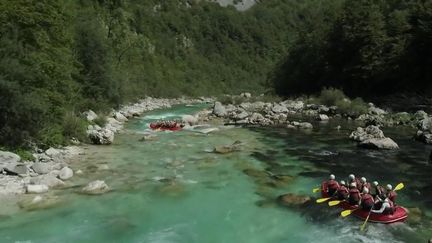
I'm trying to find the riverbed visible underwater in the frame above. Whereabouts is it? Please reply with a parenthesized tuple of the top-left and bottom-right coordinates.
(0, 105, 431, 243)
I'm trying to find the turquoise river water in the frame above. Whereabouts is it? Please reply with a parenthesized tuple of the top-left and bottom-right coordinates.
(0, 104, 431, 243)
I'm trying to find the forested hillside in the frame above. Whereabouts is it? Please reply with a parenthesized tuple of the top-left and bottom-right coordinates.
(1, 0, 432, 149)
(0, 0, 304, 148)
(273, 0, 432, 97)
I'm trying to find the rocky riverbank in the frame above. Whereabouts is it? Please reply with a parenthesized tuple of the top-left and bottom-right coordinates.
(0, 97, 212, 207)
(200, 94, 432, 150)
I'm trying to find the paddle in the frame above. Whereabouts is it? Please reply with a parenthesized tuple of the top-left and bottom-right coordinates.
(328, 200, 341, 206)
(360, 207, 374, 231)
(340, 182, 404, 218)
(316, 197, 332, 203)
(312, 188, 320, 193)
(340, 207, 360, 217)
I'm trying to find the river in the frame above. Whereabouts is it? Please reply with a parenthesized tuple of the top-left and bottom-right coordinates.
(0, 104, 431, 242)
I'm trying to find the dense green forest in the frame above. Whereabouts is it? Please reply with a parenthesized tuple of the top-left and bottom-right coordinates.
(273, 0, 432, 97)
(1, 0, 432, 149)
(0, 0, 303, 148)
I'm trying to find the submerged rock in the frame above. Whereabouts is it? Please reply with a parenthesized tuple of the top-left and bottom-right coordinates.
(18, 195, 63, 211)
(213, 141, 242, 154)
(277, 193, 311, 207)
(407, 207, 423, 224)
(82, 180, 110, 195)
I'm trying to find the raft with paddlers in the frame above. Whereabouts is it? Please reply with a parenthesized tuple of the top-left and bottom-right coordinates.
(149, 121, 183, 131)
(320, 181, 408, 224)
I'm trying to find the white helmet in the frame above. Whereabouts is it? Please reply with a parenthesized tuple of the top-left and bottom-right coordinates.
(340, 180, 346, 185)
(348, 174, 355, 180)
(329, 174, 335, 180)
(363, 187, 369, 194)
(361, 177, 366, 183)
(350, 182, 357, 188)
(386, 184, 392, 190)
(373, 181, 378, 186)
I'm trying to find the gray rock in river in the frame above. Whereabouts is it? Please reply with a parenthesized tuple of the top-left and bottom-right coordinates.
(58, 167, 73, 180)
(4, 163, 28, 175)
(87, 128, 114, 145)
(82, 180, 110, 195)
(30, 174, 65, 188)
(359, 137, 399, 150)
(272, 104, 288, 113)
(0, 151, 21, 165)
(182, 114, 198, 126)
(317, 114, 329, 121)
(350, 125, 384, 142)
(32, 162, 51, 174)
(26, 184, 49, 194)
(350, 125, 399, 150)
(213, 101, 227, 117)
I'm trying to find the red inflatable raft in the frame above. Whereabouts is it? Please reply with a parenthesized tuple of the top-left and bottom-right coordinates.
(149, 122, 182, 131)
(321, 182, 408, 224)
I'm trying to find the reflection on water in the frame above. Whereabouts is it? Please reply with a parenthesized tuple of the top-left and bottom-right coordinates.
(0, 105, 430, 242)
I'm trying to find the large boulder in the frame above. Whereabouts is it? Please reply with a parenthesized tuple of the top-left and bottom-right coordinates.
(84, 110, 98, 121)
(4, 163, 28, 175)
(415, 130, 432, 144)
(31, 163, 51, 174)
(26, 185, 49, 194)
(114, 112, 128, 122)
(283, 100, 304, 110)
(359, 138, 399, 150)
(249, 113, 265, 123)
(182, 115, 198, 126)
(213, 102, 227, 117)
(58, 167, 73, 180)
(82, 180, 110, 195)
(349, 125, 384, 142)
(88, 128, 115, 145)
(272, 104, 288, 113)
(0, 151, 21, 165)
(317, 114, 329, 121)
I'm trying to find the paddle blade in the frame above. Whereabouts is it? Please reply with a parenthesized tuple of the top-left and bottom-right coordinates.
(395, 183, 404, 191)
(316, 197, 331, 203)
(340, 209, 354, 217)
(312, 188, 321, 193)
(328, 200, 341, 206)
(360, 221, 367, 231)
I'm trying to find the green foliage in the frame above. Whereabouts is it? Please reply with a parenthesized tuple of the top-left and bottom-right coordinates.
(313, 88, 368, 117)
(336, 97, 368, 117)
(93, 116, 107, 128)
(273, 0, 432, 97)
(62, 112, 88, 142)
(317, 88, 347, 107)
(14, 149, 35, 161)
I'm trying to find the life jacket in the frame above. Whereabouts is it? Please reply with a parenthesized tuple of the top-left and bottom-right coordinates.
(360, 182, 371, 192)
(328, 180, 339, 191)
(361, 193, 374, 207)
(387, 190, 397, 203)
(337, 185, 349, 199)
(349, 188, 361, 203)
(383, 200, 395, 214)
